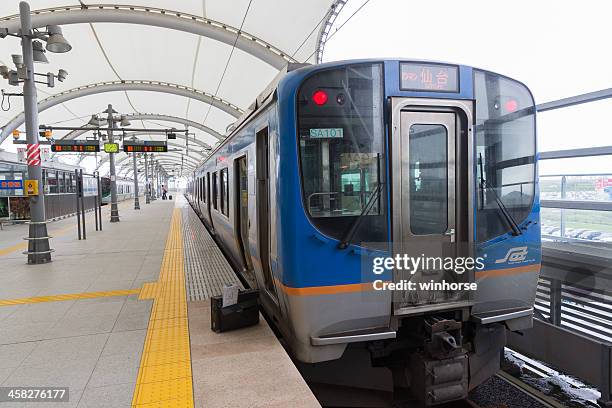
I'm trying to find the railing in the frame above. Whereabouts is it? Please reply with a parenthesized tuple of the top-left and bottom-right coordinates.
(506, 89, 612, 406)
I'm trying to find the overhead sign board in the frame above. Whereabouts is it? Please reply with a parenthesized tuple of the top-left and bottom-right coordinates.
(0, 180, 23, 190)
(104, 143, 119, 153)
(399, 62, 459, 92)
(123, 141, 168, 153)
(51, 140, 100, 152)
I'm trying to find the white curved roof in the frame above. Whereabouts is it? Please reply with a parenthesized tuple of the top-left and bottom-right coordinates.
(0, 0, 343, 174)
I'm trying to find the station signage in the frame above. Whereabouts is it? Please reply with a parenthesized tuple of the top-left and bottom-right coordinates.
(0, 180, 23, 190)
(24, 179, 38, 196)
(123, 141, 168, 153)
(104, 143, 119, 153)
(400, 62, 459, 92)
(51, 140, 100, 152)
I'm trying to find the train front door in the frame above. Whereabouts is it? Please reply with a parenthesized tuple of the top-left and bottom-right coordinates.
(391, 105, 470, 314)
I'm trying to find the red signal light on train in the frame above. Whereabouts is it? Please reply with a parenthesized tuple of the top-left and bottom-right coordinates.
(312, 90, 328, 106)
(505, 99, 518, 113)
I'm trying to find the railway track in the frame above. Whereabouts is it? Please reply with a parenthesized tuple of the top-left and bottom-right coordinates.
(465, 371, 565, 408)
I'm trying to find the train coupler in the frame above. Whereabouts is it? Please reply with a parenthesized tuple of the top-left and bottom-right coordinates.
(410, 317, 468, 405)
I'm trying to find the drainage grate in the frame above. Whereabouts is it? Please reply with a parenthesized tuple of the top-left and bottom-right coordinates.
(182, 204, 243, 301)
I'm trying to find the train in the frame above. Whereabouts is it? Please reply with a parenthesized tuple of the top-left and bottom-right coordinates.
(100, 176, 144, 205)
(0, 150, 141, 219)
(186, 59, 540, 405)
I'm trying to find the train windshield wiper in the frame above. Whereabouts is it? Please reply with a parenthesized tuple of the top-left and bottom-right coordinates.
(337, 183, 383, 250)
(478, 154, 522, 236)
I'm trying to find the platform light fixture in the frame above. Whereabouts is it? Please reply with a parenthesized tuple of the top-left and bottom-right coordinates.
(45, 25, 72, 53)
(32, 40, 48, 63)
(57, 69, 68, 82)
(120, 115, 131, 127)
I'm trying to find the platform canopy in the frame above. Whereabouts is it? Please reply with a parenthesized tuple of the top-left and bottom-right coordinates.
(0, 0, 346, 175)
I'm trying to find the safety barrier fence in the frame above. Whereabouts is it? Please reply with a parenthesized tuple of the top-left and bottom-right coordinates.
(507, 88, 612, 406)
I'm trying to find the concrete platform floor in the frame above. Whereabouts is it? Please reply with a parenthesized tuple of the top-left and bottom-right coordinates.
(0, 198, 173, 407)
(0, 196, 320, 407)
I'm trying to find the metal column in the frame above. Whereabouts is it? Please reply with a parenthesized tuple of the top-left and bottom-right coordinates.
(106, 104, 120, 222)
(132, 152, 140, 210)
(144, 153, 150, 204)
(20, 1, 52, 264)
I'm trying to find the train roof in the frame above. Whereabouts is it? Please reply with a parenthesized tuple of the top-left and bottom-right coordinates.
(0, 150, 84, 172)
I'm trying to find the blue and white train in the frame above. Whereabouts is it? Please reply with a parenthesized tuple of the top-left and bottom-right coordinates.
(186, 59, 540, 405)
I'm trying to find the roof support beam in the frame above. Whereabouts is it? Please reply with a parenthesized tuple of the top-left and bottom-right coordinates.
(63, 113, 224, 142)
(0, 5, 295, 69)
(109, 152, 199, 173)
(0, 80, 243, 143)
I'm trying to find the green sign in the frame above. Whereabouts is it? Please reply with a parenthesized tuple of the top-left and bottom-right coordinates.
(104, 143, 119, 153)
(309, 128, 344, 139)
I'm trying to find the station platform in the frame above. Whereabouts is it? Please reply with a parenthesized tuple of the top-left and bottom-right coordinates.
(0, 195, 319, 407)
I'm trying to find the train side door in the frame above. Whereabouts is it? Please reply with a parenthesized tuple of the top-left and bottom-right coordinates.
(392, 109, 466, 313)
(206, 172, 213, 229)
(235, 156, 254, 276)
(255, 126, 277, 298)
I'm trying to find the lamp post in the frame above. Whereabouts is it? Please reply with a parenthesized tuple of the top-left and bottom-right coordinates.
(150, 156, 157, 200)
(20, 3, 48, 263)
(132, 151, 140, 210)
(144, 153, 150, 204)
(0, 2, 72, 264)
(106, 104, 120, 222)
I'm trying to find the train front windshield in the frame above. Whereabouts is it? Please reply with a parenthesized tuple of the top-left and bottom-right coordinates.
(297, 63, 388, 247)
(474, 70, 536, 242)
(297, 62, 537, 247)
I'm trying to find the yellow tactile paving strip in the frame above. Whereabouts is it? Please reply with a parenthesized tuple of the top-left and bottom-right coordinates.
(132, 208, 194, 408)
(0, 288, 141, 306)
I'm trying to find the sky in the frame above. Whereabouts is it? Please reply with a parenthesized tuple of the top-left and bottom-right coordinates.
(0, 0, 610, 177)
(323, 0, 612, 175)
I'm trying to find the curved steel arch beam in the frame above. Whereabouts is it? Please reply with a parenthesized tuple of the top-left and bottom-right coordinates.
(120, 159, 196, 178)
(315, 0, 348, 63)
(0, 80, 243, 143)
(121, 158, 196, 176)
(64, 113, 224, 142)
(0, 4, 295, 69)
(110, 151, 200, 170)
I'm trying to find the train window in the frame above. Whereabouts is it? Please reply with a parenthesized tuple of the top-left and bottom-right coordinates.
(297, 63, 387, 247)
(203, 177, 206, 203)
(212, 172, 218, 210)
(409, 124, 448, 235)
(68, 173, 75, 193)
(58, 172, 65, 193)
(474, 70, 536, 241)
(203, 177, 207, 202)
(46, 170, 58, 194)
(220, 168, 229, 216)
(200, 177, 205, 202)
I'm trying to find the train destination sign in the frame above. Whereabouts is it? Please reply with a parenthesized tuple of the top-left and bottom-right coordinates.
(123, 141, 168, 153)
(400, 62, 459, 92)
(51, 140, 100, 152)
